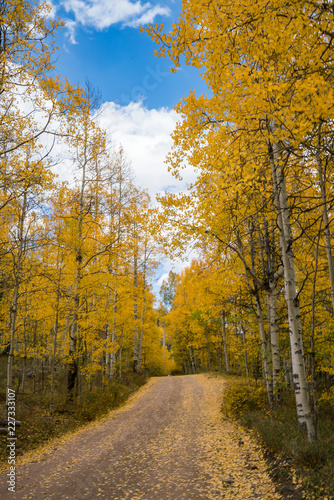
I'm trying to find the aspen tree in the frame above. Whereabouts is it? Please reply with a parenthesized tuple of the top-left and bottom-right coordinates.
(146, 0, 330, 440)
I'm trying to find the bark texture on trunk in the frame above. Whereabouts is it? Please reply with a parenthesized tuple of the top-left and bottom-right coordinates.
(268, 129, 315, 441)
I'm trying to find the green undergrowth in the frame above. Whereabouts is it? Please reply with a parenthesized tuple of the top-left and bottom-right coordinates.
(221, 376, 334, 500)
(0, 372, 147, 464)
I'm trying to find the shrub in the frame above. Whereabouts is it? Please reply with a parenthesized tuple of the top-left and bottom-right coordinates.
(222, 379, 267, 416)
(221, 378, 334, 499)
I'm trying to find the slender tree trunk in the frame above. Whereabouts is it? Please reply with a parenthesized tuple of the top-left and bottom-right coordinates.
(264, 219, 282, 403)
(138, 246, 147, 373)
(118, 334, 123, 381)
(101, 354, 105, 391)
(242, 326, 249, 379)
(268, 286, 281, 402)
(268, 131, 316, 441)
(162, 327, 166, 374)
(221, 310, 230, 374)
(247, 226, 273, 403)
(189, 346, 196, 373)
(310, 231, 321, 438)
(67, 140, 87, 398)
(255, 292, 273, 404)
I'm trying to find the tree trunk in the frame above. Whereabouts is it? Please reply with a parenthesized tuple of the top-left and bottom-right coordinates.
(310, 231, 321, 439)
(67, 134, 87, 397)
(221, 311, 230, 374)
(162, 327, 166, 374)
(189, 346, 196, 373)
(138, 245, 147, 373)
(268, 286, 281, 403)
(242, 326, 249, 379)
(255, 291, 273, 404)
(268, 131, 316, 441)
(264, 219, 282, 403)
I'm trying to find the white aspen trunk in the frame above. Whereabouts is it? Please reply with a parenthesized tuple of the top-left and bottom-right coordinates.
(283, 351, 291, 389)
(118, 329, 124, 381)
(264, 219, 282, 402)
(138, 246, 147, 373)
(268, 131, 316, 441)
(255, 292, 273, 404)
(268, 285, 281, 401)
(221, 311, 230, 374)
(138, 300, 145, 373)
(101, 355, 105, 391)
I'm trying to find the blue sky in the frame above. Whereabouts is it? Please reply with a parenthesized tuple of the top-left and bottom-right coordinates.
(52, 0, 206, 110)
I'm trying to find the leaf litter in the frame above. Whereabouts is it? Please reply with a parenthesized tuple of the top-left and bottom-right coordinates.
(0, 374, 282, 499)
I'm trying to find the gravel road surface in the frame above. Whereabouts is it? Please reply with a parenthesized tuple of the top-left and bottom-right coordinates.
(0, 374, 281, 500)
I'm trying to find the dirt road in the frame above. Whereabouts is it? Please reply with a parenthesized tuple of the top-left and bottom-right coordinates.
(0, 375, 281, 499)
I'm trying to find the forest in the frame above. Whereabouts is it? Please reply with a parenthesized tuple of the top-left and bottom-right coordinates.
(147, 0, 334, 444)
(0, 0, 174, 445)
(0, 1, 334, 497)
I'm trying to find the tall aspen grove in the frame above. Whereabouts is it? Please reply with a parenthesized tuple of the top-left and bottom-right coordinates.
(145, 0, 334, 444)
(0, 0, 174, 422)
(0, 1, 334, 497)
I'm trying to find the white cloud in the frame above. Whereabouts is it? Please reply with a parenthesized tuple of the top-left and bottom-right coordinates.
(96, 100, 196, 202)
(64, 19, 78, 44)
(61, 0, 170, 32)
(125, 4, 169, 27)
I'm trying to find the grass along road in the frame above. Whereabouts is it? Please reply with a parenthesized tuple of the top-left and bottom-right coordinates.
(0, 374, 281, 499)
